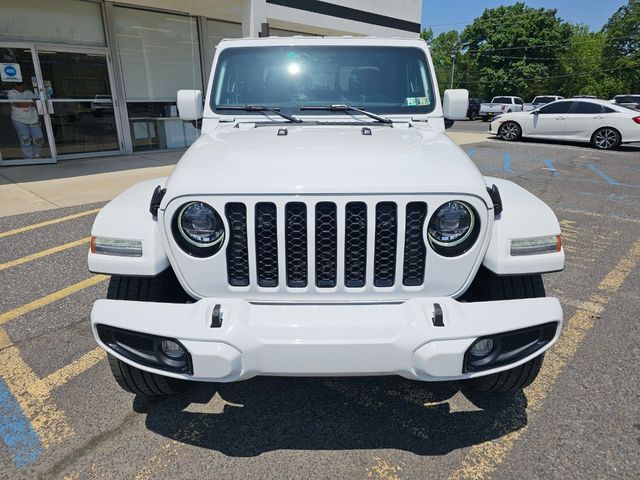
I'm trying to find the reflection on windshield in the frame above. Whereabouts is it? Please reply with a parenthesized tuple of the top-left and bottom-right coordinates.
(212, 46, 434, 115)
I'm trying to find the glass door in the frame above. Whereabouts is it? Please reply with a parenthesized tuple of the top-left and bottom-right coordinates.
(0, 44, 55, 165)
(36, 48, 121, 158)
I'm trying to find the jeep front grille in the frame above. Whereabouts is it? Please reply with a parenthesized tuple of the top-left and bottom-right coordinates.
(254, 202, 279, 287)
(315, 202, 338, 288)
(344, 202, 367, 287)
(225, 203, 250, 286)
(225, 200, 428, 289)
(402, 202, 428, 286)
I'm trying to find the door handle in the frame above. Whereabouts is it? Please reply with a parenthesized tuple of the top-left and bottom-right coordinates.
(46, 99, 55, 115)
(594, 116, 603, 119)
(35, 99, 45, 115)
(556, 116, 565, 120)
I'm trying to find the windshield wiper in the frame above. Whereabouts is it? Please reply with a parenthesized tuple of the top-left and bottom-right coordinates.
(216, 105, 303, 123)
(300, 104, 392, 124)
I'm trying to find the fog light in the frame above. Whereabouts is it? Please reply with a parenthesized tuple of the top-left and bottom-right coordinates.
(161, 340, 185, 359)
(470, 338, 494, 357)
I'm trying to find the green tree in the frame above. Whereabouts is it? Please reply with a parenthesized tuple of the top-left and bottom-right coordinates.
(602, 0, 640, 93)
(430, 30, 466, 95)
(556, 26, 624, 98)
(460, 2, 573, 100)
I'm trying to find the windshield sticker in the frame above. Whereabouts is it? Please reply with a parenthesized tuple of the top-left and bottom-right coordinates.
(406, 97, 429, 106)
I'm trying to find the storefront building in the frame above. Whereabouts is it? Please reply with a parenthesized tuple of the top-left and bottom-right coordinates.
(0, 0, 421, 165)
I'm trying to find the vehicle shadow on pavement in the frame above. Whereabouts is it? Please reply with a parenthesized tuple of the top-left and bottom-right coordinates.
(134, 376, 528, 456)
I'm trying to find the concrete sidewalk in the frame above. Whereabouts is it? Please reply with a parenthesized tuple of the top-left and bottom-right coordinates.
(0, 131, 489, 218)
(0, 150, 183, 218)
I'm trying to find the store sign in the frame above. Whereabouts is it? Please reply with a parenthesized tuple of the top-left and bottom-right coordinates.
(1, 63, 22, 82)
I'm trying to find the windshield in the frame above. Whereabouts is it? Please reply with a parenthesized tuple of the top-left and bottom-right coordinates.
(534, 96, 557, 104)
(615, 95, 640, 102)
(211, 46, 435, 116)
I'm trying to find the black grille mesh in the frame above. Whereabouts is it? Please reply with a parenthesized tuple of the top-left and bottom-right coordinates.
(285, 202, 308, 287)
(255, 202, 279, 287)
(225, 200, 430, 289)
(225, 203, 249, 286)
(374, 202, 398, 287)
(344, 202, 368, 287)
(403, 202, 427, 286)
(315, 202, 337, 287)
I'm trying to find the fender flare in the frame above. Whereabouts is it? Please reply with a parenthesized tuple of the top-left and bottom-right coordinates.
(482, 177, 564, 275)
(88, 178, 170, 276)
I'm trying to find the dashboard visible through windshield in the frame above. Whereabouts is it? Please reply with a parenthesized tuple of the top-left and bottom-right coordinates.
(211, 46, 435, 116)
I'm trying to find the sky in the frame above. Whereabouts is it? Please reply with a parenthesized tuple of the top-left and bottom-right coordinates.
(421, 0, 628, 34)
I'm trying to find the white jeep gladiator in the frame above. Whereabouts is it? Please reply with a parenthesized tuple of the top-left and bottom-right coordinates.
(88, 37, 564, 399)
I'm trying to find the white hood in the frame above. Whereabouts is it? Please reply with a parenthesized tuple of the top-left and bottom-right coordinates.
(164, 124, 491, 203)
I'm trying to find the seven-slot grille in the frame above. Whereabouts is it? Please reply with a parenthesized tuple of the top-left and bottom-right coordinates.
(225, 201, 428, 289)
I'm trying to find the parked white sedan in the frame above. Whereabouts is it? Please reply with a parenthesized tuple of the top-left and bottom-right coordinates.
(489, 99, 640, 150)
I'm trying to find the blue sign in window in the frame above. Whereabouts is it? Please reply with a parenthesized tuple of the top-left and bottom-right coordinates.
(4, 65, 17, 77)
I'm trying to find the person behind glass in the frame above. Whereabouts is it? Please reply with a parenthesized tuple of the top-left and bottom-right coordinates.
(8, 81, 44, 159)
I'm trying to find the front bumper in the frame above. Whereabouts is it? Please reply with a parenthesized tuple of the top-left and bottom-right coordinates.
(91, 296, 563, 382)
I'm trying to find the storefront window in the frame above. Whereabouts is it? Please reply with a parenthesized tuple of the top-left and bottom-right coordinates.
(206, 19, 242, 53)
(113, 7, 203, 152)
(127, 102, 198, 151)
(0, 0, 105, 46)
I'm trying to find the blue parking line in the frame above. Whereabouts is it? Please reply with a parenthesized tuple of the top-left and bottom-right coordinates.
(502, 152, 514, 174)
(587, 163, 620, 185)
(0, 379, 43, 469)
(544, 159, 559, 177)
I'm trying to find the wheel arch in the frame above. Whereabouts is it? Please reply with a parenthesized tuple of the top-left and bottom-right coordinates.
(591, 125, 622, 142)
(88, 178, 170, 276)
(482, 177, 564, 275)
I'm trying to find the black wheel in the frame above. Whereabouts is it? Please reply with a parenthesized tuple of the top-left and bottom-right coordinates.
(470, 110, 477, 120)
(481, 117, 489, 122)
(591, 127, 621, 150)
(498, 121, 522, 142)
(108, 354, 188, 396)
(106, 269, 192, 396)
(461, 267, 546, 393)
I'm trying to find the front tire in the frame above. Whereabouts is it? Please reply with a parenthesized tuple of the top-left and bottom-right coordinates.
(105, 269, 192, 396)
(465, 353, 545, 393)
(108, 354, 188, 396)
(591, 127, 621, 150)
(498, 121, 522, 142)
(461, 268, 547, 393)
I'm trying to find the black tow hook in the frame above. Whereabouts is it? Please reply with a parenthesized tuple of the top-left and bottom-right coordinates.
(210, 304, 223, 328)
(432, 303, 444, 327)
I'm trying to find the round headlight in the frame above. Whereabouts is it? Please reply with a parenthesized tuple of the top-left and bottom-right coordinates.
(428, 201, 479, 256)
(173, 202, 225, 257)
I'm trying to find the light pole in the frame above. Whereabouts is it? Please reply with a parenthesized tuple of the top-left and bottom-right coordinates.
(450, 52, 456, 89)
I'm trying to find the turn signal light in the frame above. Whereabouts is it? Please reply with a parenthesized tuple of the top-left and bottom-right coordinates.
(90, 236, 142, 257)
(510, 235, 562, 256)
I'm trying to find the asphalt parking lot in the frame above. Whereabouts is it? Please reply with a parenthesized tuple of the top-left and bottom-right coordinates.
(1, 125, 639, 480)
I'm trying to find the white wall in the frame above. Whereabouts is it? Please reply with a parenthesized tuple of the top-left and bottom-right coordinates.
(105, 0, 422, 38)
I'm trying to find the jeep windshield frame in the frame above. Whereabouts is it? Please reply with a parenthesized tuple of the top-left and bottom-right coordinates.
(210, 46, 436, 117)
